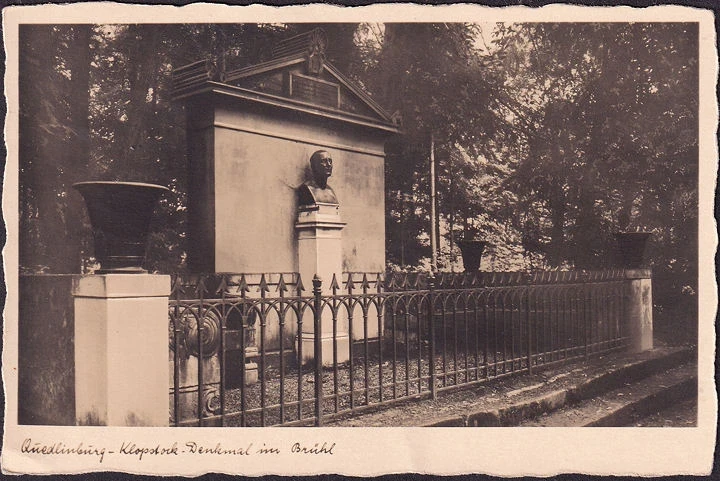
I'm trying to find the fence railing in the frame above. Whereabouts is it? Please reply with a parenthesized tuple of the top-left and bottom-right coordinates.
(168, 270, 628, 426)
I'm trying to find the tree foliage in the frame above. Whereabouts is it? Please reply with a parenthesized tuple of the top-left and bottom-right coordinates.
(19, 25, 91, 273)
(492, 23, 698, 323)
(18, 22, 699, 327)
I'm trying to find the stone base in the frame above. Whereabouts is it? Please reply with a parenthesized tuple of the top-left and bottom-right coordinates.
(297, 332, 350, 366)
(626, 276, 653, 353)
(74, 274, 170, 426)
(245, 362, 259, 385)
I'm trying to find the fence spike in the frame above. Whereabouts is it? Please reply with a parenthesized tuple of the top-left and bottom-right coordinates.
(295, 273, 305, 294)
(345, 272, 355, 291)
(170, 275, 185, 297)
(215, 274, 229, 295)
(376, 272, 384, 293)
(195, 275, 208, 298)
(276, 273, 288, 294)
(330, 273, 340, 291)
(258, 273, 270, 294)
(237, 274, 250, 294)
(360, 273, 370, 291)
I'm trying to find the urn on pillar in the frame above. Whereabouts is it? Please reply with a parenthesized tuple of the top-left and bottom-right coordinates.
(457, 239, 488, 272)
(614, 231, 653, 269)
(73, 181, 171, 426)
(73, 181, 168, 273)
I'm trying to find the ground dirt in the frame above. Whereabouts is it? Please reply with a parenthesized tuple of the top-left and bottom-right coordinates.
(630, 398, 697, 427)
(325, 344, 693, 427)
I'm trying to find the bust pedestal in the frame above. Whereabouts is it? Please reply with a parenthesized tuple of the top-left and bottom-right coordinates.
(295, 203, 349, 365)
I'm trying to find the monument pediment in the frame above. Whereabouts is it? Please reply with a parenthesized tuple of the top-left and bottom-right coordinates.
(172, 29, 398, 132)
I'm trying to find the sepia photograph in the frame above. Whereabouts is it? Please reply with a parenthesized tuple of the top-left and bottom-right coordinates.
(2, 3, 716, 476)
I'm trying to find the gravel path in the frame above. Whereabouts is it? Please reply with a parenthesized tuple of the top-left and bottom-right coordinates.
(173, 343, 584, 426)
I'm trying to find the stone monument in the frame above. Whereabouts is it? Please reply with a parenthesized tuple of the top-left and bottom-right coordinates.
(173, 28, 399, 353)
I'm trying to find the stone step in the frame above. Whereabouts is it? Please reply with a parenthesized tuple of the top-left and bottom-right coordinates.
(423, 347, 695, 427)
(325, 346, 694, 427)
(629, 397, 697, 427)
(518, 362, 697, 427)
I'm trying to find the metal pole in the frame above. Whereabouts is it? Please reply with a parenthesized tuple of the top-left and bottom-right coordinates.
(524, 273, 533, 374)
(428, 273, 437, 399)
(313, 275, 323, 427)
(430, 132, 438, 272)
(582, 271, 590, 360)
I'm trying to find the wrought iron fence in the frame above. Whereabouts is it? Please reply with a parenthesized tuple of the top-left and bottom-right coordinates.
(169, 270, 628, 426)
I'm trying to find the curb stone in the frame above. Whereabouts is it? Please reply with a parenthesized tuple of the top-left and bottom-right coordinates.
(423, 347, 694, 427)
(586, 376, 697, 427)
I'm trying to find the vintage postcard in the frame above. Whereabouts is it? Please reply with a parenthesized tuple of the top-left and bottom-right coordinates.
(2, 2, 717, 476)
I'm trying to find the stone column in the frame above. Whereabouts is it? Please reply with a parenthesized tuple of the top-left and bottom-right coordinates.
(295, 203, 349, 365)
(623, 269, 653, 353)
(74, 274, 170, 426)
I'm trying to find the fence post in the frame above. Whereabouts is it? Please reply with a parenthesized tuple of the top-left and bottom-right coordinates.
(73, 274, 170, 426)
(524, 272, 533, 374)
(428, 273, 437, 400)
(623, 269, 654, 352)
(313, 275, 324, 426)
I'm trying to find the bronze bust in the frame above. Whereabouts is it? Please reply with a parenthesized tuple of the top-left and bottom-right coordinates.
(298, 150, 339, 206)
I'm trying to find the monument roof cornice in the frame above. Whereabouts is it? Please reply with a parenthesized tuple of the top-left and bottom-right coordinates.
(176, 81, 401, 135)
(173, 31, 400, 135)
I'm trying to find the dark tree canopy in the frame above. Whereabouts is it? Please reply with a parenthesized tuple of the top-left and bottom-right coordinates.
(18, 22, 698, 332)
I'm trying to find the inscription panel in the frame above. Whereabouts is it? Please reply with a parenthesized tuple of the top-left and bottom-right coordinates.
(289, 73, 339, 108)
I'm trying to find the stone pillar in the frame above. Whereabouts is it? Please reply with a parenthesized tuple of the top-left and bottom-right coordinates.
(624, 269, 653, 353)
(74, 274, 170, 426)
(295, 203, 349, 365)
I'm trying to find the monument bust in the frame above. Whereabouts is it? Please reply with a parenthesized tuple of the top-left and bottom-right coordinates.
(298, 150, 339, 206)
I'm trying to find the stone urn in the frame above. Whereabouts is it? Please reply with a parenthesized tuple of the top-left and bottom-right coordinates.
(73, 181, 168, 273)
(457, 239, 487, 272)
(614, 232, 652, 269)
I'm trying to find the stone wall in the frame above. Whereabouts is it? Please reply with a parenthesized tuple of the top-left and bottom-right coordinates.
(185, 91, 388, 276)
(18, 275, 77, 425)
